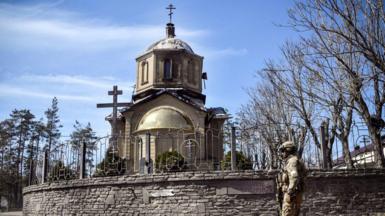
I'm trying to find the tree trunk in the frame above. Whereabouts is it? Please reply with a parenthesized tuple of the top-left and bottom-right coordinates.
(356, 92, 385, 167)
(368, 126, 385, 168)
(341, 135, 354, 169)
(16, 133, 22, 208)
(268, 145, 278, 169)
(322, 120, 334, 169)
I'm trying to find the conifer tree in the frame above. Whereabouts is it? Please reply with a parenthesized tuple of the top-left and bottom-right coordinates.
(25, 119, 45, 184)
(9, 109, 35, 207)
(10, 110, 35, 176)
(0, 118, 19, 208)
(0, 119, 14, 170)
(44, 97, 62, 155)
(69, 121, 98, 175)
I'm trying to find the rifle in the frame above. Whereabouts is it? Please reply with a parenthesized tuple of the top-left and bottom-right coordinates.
(276, 172, 283, 215)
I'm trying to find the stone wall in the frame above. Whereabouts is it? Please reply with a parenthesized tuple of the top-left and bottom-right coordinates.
(23, 169, 385, 216)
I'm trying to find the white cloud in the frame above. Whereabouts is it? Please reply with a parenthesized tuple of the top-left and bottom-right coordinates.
(197, 47, 248, 59)
(0, 2, 246, 61)
(0, 73, 134, 101)
(0, 3, 207, 51)
(0, 83, 93, 101)
(214, 48, 248, 56)
(20, 74, 124, 90)
(0, 3, 208, 52)
(0, 2, 242, 58)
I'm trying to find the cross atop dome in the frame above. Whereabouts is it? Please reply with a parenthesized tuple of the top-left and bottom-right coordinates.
(166, 4, 176, 23)
(165, 4, 176, 38)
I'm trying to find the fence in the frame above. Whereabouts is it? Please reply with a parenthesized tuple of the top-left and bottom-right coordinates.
(28, 127, 254, 185)
(27, 122, 381, 185)
(29, 136, 125, 185)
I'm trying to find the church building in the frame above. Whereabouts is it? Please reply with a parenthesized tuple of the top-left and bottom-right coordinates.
(108, 10, 228, 173)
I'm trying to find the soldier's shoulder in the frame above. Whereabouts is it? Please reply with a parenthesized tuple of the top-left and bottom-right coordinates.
(287, 155, 299, 163)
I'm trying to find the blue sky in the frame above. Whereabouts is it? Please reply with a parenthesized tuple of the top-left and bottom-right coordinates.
(0, 0, 299, 136)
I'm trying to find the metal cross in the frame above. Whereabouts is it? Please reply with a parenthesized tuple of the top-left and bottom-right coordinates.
(360, 135, 371, 147)
(166, 4, 176, 23)
(97, 85, 131, 138)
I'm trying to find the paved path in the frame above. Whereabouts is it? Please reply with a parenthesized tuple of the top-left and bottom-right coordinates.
(0, 212, 22, 216)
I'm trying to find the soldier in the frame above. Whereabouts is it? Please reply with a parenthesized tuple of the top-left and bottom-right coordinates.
(276, 141, 306, 216)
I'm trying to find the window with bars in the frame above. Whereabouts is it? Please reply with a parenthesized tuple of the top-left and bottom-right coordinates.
(164, 59, 172, 80)
(141, 61, 149, 85)
(187, 60, 195, 84)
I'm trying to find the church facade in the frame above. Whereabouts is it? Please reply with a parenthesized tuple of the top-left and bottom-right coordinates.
(109, 21, 228, 173)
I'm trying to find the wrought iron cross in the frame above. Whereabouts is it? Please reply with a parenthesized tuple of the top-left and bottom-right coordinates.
(166, 4, 176, 23)
(97, 85, 131, 138)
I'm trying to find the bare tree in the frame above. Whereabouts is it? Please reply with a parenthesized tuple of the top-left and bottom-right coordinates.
(260, 40, 359, 169)
(262, 45, 337, 168)
(289, 0, 385, 167)
(238, 81, 307, 169)
(288, 38, 357, 168)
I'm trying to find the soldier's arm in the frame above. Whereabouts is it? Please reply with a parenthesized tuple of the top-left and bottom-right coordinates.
(286, 158, 299, 195)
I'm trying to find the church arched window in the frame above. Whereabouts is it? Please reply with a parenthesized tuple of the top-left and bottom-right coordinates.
(141, 61, 148, 85)
(164, 59, 172, 80)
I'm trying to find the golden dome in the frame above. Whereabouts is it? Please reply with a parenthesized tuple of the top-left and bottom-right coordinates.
(136, 107, 193, 132)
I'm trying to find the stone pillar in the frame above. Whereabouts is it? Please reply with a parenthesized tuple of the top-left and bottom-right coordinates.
(320, 124, 328, 169)
(124, 112, 133, 160)
(28, 141, 34, 186)
(79, 141, 87, 179)
(42, 149, 48, 184)
(144, 132, 153, 174)
(231, 126, 237, 171)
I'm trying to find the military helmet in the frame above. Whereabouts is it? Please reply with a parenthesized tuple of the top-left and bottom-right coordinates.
(279, 141, 297, 152)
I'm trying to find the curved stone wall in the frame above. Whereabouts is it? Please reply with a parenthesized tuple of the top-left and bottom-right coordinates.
(23, 170, 385, 215)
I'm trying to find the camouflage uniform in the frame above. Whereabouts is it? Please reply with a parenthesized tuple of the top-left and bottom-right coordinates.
(277, 141, 306, 216)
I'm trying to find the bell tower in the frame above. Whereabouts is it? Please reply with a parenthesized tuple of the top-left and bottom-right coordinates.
(133, 4, 205, 103)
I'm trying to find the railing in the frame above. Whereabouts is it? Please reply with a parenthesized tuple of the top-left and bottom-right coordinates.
(27, 124, 381, 185)
(29, 136, 126, 185)
(28, 127, 245, 185)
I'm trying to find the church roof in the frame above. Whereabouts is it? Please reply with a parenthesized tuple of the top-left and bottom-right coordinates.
(146, 38, 194, 54)
(121, 89, 206, 113)
(107, 90, 228, 123)
(207, 107, 229, 119)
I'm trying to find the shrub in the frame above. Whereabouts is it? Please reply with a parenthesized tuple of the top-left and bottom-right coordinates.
(94, 148, 127, 177)
(221, 151, 253, 170)
(155, 150, 186, 172)
(48, 160, 75, 181)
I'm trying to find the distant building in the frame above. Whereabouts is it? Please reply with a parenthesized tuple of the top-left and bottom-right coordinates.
(106, 20, 228, 173)
(333, 137, 385, 168)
